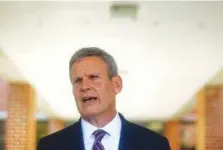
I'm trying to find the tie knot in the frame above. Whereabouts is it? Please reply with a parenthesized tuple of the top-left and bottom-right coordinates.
(92, 129, 107, 142)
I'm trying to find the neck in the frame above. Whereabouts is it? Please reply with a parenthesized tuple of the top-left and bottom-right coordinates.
(83, 110, 117, 128)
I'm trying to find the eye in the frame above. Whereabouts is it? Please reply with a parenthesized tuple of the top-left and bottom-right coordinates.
(73, 77, 82, 85)
(89, 74, 99, 79)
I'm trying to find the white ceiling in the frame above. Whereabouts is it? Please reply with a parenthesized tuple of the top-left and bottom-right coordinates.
(0, 51, 26, 82)
(0, 1, 223, 120)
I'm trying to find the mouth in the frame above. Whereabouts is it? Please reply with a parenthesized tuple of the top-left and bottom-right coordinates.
(82, 96, 98, 104)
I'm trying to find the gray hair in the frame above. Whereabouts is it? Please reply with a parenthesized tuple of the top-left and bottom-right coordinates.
(69, 47, 118, 81)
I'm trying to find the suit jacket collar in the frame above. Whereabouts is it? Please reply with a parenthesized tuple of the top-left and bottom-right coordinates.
(118, 113, 134, 150)
(65, 119, 85, 150)
(69, 113, 134, 150)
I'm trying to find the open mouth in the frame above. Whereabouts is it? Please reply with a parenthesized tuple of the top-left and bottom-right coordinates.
(82, 96, 98, 103)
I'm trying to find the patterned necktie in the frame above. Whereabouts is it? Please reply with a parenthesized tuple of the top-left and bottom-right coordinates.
(92, 129, 107, 150)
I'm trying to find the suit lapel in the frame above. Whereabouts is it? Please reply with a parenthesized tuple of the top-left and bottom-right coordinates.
(118, 113, 135, 150)
(67, 114, 135, 150)
(64, 119, 85, 150)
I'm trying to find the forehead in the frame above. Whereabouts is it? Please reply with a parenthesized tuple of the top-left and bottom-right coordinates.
(71, 56, 108, 76)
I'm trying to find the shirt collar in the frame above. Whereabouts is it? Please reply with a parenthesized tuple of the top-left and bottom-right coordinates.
(81, 113, 121, 141)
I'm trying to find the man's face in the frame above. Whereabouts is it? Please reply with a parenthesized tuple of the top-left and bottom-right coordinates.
(71, 56, 122, 118)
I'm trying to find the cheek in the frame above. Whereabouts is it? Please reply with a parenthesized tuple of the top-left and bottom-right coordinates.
(105, 82, 115, 92)
(73, 87, 79, 99)
(99, 84, 114, 97)
(72, 87, 76, 95)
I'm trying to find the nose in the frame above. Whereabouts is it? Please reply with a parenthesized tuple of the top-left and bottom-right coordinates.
(80, 77, 90, 92)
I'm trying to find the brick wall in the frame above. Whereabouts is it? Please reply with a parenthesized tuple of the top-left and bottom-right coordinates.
(197, 86, 223, 150)
(4, 83, 36, 150)
(205, 86, 223, 150)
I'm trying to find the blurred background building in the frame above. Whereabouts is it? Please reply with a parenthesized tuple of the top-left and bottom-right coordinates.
(0, 1, 223, 150)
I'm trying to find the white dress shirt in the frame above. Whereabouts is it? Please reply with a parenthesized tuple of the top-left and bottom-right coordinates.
(81, 113, 122, 150)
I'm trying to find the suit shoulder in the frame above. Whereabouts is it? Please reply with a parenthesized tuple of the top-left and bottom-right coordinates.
(126, 122, 170, 149)
(38, 122, 78, 142)
(128, 122, 168, 141)
(37, 122, 81, 150)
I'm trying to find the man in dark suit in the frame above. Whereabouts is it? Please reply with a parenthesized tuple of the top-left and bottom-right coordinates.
(37, 47, 171, 150)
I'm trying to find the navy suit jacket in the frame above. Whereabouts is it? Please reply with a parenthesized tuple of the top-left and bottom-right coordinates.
(37, 114, 171, 150)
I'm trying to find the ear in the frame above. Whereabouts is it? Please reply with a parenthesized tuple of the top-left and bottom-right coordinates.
(112, 75, 123, 94)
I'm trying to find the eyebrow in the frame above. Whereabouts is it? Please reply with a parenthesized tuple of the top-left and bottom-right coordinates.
(73, 73, 100, 82)
(73, 77, 82, 83)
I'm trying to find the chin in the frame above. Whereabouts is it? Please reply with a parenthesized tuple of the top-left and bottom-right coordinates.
(81, 110, 102, 118)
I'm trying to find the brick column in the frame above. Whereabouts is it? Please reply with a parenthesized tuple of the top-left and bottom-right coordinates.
(164, 121, 181, 150)
(48, 119, 65, 134)
(196, 86, 223, 150)
(5, 83, 36, 150)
